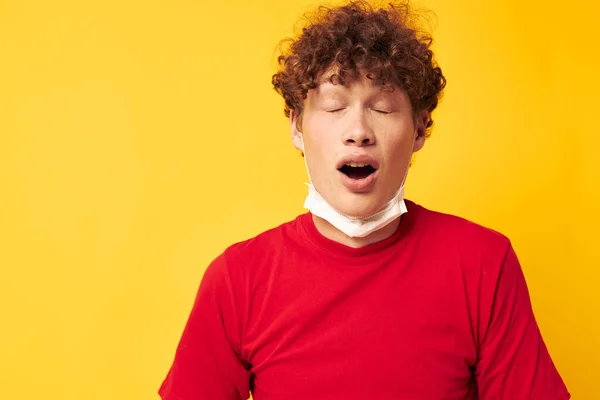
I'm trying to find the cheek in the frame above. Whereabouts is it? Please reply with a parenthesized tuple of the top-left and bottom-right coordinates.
(382, 131, 413, 167)
(304, 115, 338, 150)
(300, 120, 333, 170)
(304, 113, 334, 136)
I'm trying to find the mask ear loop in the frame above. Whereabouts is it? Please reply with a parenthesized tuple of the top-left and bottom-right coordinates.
(394, 129, 419, 196)
(299, 132, 314, 185)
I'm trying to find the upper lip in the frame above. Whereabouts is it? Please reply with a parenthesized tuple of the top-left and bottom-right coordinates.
(336, 154, 379, 170)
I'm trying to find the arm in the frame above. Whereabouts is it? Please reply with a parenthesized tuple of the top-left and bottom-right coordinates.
(159, 253, 251, 400)
(475, 244, 570, 399)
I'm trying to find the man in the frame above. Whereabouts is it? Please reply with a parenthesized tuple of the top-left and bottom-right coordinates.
(159, 1, 570, 399)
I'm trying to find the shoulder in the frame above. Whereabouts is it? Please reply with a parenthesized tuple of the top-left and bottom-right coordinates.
(406, 201, 522, 315)
(224, 214, 304, 259)
(205, 214, 305, 281)
(407, 200, 513, 260)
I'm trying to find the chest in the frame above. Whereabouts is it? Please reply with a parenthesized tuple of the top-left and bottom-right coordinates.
(241, 260, 479, 400)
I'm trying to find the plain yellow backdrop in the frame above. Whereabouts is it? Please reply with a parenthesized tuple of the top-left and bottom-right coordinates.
(0, 0, 598, 398)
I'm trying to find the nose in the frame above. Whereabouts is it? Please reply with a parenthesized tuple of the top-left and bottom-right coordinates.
(341, 109, 376, 146)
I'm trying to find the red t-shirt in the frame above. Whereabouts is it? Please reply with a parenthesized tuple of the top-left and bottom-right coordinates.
(159, 200, 570, 399)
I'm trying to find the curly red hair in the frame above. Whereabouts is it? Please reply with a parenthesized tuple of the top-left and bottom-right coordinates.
(272, 0, 446, 136)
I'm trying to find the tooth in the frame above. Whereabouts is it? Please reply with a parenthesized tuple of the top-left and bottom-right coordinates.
(345, 162, 372, 168)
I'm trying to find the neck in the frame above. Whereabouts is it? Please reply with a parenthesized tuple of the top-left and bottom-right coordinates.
(312, 214, 402, 248)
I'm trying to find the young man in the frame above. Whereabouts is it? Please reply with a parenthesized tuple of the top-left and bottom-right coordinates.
(159, 1, 570, 399)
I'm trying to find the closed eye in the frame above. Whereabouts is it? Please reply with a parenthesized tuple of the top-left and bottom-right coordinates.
(373, 109, 393, 114)
(326, 108, 345, 113)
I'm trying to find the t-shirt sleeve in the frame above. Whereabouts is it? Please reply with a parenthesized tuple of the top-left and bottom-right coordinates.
(475, 243, 570, 399)
(158, 252, 251, 400)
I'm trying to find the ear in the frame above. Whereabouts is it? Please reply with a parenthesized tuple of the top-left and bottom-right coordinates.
(413, 110, 430, 153)
(290, 110, 303, 152)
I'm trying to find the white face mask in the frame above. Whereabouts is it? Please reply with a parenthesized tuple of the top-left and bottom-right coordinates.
(300, 132, 415, 238)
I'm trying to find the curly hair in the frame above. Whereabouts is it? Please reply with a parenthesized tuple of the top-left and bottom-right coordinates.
(272, 0, 446, 136)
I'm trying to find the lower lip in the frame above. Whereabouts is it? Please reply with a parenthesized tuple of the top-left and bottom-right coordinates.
(339, 170, 378, 192)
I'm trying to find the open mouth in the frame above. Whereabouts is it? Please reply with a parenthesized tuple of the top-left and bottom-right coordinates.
(339, 163, 376, 180)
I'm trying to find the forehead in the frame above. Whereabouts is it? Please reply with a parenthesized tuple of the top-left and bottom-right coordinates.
(309, 72, 403, 102)
(313, 69, 400, 96)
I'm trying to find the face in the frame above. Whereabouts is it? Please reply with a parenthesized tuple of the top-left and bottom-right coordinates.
(291, 72, 429, 218)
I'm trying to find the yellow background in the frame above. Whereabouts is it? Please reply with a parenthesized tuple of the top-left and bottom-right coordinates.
(1, 0, 598, 398)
